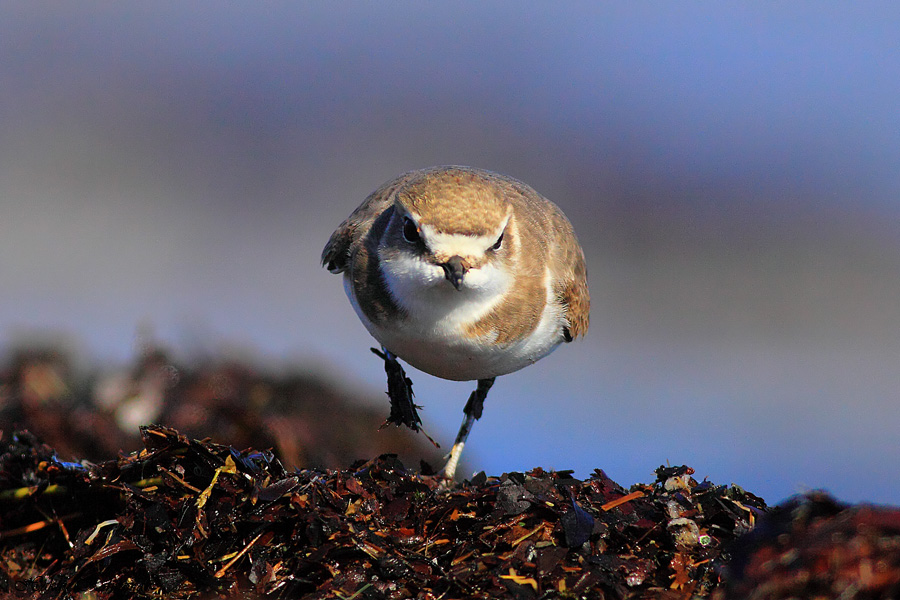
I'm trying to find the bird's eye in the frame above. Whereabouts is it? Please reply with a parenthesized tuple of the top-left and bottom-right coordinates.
(402, 217, 421, 243)
(491, 232, 504, 251)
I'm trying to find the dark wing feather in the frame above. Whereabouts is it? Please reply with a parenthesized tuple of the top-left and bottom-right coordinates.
(321, 172, 419, 273)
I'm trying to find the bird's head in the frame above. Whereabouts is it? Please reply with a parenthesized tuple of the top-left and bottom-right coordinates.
(378, 167, 514, 300)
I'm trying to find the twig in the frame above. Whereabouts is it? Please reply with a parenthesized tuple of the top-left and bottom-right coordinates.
(213, 531, 265, 578)
(601, 490, 645, 511)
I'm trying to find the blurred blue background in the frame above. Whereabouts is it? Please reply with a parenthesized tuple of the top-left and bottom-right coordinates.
(2, 3, 899, 504)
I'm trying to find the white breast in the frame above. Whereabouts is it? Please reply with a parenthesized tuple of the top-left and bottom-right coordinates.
(348, 260, 565, 381)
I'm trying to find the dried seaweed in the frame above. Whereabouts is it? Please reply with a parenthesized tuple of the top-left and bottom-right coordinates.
(3, 348, 898, 598)
(716, 492, 900, 599)
(1, 428, 768, 599)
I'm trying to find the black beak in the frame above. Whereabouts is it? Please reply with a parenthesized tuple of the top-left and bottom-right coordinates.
(441, 256, 467, 291)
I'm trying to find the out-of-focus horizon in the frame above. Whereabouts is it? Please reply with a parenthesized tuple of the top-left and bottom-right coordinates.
(2, 3, 899, 504)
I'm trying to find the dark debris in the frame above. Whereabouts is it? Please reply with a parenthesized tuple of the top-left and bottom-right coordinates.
(3, 348, 898, 598)
(1, 427, 770, 599)
(716, 491, 900, 599)
(0, 345, 442, 470)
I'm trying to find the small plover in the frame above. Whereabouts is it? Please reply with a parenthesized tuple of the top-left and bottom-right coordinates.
(322, 166, 589, 479)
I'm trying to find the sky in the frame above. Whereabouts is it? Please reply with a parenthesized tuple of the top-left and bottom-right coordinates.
(2, 3, 900, 505)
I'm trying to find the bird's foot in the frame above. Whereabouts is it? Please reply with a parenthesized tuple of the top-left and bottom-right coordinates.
(440, 439, 467, 482)
(372, 347, 439, 447)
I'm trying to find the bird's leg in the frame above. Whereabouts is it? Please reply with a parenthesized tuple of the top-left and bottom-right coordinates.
(442, 377, 495, 480)
(371, 347, 439, 448)
(371, 347, 421, 430)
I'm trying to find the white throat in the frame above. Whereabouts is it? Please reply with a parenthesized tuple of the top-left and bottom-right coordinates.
(380, 242, 510, 337)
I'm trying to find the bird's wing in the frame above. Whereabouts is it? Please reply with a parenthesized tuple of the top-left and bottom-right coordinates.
(546, 203, 590, 341)
(320, 173, 417, 273)
(494, 173, 590, 342)
(559, 246, 590, 341)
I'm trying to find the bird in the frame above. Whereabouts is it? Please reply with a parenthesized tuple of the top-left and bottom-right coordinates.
(321, 166, 589, 479)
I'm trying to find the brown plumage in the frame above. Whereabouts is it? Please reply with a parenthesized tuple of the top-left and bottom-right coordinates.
(322, 166, 589, 479)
